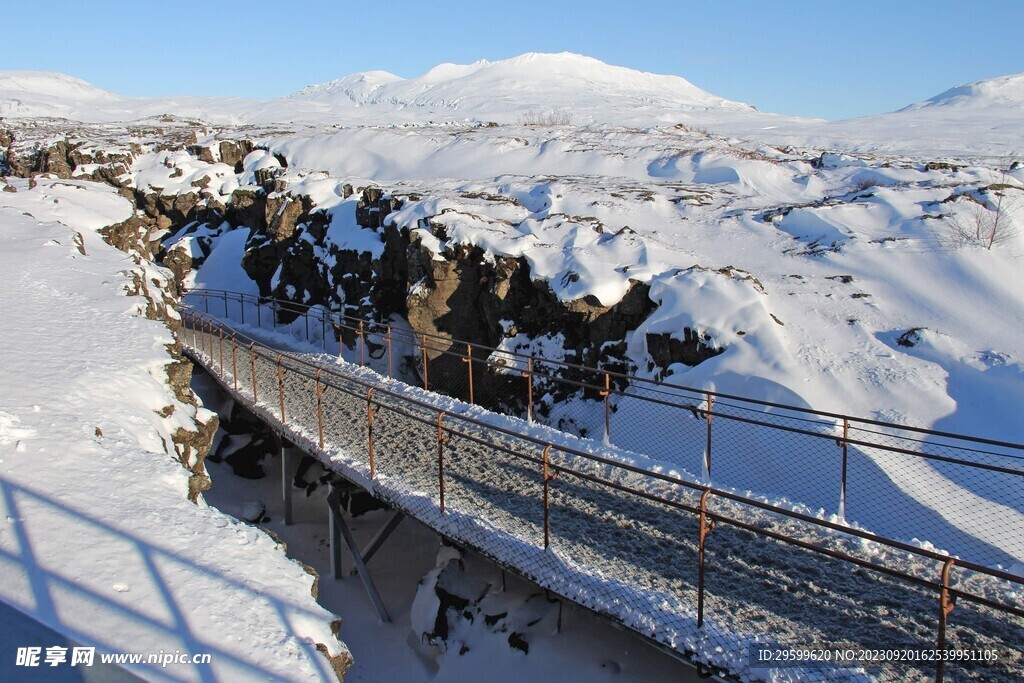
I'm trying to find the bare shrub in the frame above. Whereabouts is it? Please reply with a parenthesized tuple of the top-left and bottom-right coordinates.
(516, 109, 573, 126)
(943, 180, 1020, 250)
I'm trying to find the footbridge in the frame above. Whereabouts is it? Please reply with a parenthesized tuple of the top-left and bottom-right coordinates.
(180, 290, 1024, 682)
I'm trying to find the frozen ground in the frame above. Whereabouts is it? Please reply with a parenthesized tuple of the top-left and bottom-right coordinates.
(186, 320, 1023, 683)
(0, 182, 347, 681)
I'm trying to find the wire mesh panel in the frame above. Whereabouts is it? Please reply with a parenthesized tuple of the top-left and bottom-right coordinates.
(711, 403, 844, 514)
(846, 430, 1024, 568)
(944, 573, 1024, 682)
(442, 426, 547, 551)
(543, 460, 703, 640)
(370, 395, 443, 518)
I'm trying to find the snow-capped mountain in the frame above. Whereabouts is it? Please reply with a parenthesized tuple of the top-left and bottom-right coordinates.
(289, 52, 755, 122)
(0, 71, 118, 119)
(752, 72, 1024, 158)
(3, 55, 1023, 157)
(900, 72, 1024, 111)
(1, 53, 787, 128)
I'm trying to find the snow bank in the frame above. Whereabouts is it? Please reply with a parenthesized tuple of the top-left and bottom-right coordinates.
(0, 186, 348, 681)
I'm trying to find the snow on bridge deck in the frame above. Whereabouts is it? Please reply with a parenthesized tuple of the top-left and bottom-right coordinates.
(184, 313, 1024, 683)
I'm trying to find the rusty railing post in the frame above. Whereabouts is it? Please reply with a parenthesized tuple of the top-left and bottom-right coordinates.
(462, 344, 475, 404)
(191, 312, 199, 349)
(231, 334, 238, 392)
(199, 316, 206, 357)
(315, 368, 325, 449)
(522, 358, 534, 423)
(249, 342, 258, 403)
(366, 388, 380, 480)
(421, 335, 429, 391)
(936, 558, 956, 683)
(276, 353, 286, 423)
(704, 393, 714, 482)
(437, 412, 448, 512)
(205, 318, 214, 360)
(358, 321, 365, 367)
(218, 324, 224, 373)
(337, 321, 344, 359)
(838, 418, 849, 520)
(697, 488, 715, 628)
(386, 325, 393, 378)
(599, 371, 611, 442)
(543, 444, 553, 549)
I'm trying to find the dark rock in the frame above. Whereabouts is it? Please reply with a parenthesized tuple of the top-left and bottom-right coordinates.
(897, 327, 925, 347)
(508, 632, 529, 654)
(924, 161, 959, 173)
(645, 329, 724, 369)
(220, 140, 254, 171)
(226, 188, 267, 230)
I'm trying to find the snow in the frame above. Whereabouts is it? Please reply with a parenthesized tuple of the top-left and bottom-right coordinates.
(0, 190, 347, 680)
(192, 227, 259, 295)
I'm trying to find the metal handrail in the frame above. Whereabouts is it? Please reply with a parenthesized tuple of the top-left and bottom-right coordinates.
(180, 308, 1023, 590)
(185, 287, 1024, 454)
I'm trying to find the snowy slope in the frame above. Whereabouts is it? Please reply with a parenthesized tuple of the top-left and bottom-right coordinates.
(901, 73, 1024, 111)
(131, 129, 1024, 448)
(0, 179, 348, 681)
(744, 73, 1024, 158)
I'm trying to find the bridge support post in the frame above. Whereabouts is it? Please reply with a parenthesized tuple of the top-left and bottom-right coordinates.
(703, 393, 714, 483)
(358, 321, 365, 367)
(327, 484, 392, 623)
(282, 445, 295, 526)
(350, 511, 405, 576)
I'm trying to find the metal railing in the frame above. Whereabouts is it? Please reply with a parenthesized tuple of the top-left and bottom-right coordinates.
(184, 288, 1024, 569)
(181, 306, 1023, 683)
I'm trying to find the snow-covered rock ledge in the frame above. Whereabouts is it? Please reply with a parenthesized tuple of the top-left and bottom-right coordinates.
(0, 178, 351, 681)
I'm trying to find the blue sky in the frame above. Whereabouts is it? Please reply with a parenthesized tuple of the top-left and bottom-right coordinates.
(5, 1, 1023, 120)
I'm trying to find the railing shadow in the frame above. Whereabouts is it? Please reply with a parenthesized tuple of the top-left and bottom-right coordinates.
(0, 478, 337, 682)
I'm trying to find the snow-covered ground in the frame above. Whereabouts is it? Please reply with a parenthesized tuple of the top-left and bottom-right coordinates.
(0, 180, 348, 681)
